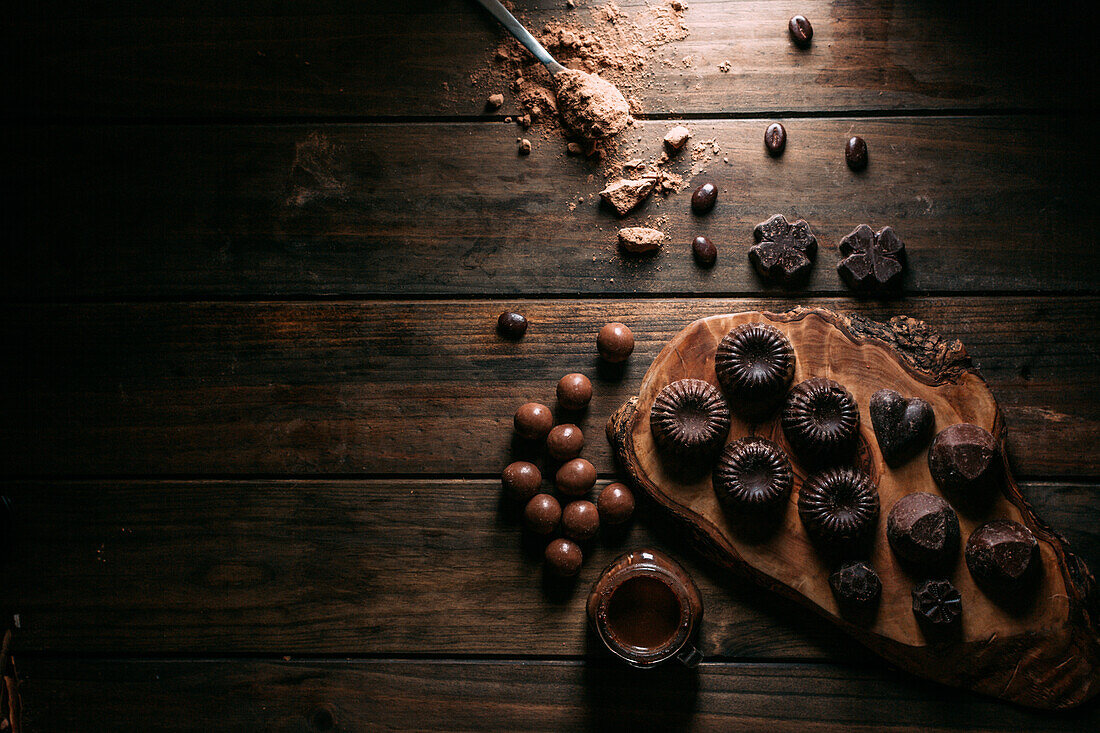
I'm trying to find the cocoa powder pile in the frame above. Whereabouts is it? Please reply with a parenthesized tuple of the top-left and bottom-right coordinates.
(554, 69, 630, 139)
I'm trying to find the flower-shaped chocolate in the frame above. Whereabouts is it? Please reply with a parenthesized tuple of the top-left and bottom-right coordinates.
(749, 215, 817, 286)
(837, 225, 906, 292)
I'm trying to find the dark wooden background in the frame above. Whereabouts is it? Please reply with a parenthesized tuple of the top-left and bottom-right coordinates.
(1, 1, 1098, 729)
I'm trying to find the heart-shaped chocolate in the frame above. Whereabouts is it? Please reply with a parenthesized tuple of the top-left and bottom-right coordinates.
(870, 388, 934, 466)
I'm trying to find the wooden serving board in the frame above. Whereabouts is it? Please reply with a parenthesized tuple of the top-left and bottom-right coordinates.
(607, 306, 1100, 710)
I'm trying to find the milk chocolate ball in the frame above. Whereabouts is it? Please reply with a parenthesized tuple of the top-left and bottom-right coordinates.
(545, 538, 584, 577)
(556, 458, 597, 496)
(524, 494, 561, 535)
(598, 483, 635, 524)
(928, 423, 1002, 501)
(547, 424, 584, 461)
(514, 402, 553, 441)
(597, 322, 635, 363)
(562, 500, 600, 541)
(557, 373, 593, 410)
(502, 461, 542, 502)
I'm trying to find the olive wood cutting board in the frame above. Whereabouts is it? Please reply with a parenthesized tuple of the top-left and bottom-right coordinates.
(606, 306, 1099, 709)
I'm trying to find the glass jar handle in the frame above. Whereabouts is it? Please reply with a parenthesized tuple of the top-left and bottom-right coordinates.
(676, 645, 702, 668)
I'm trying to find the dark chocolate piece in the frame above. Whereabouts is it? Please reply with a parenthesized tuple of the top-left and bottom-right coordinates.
(713, 436, 793, 513)
(788, 15, 813, 47)
(928, 423, 1003, 501)
(597, 322, 634, 363)
(557, 373, 593, 411)
(798, 467, 880, 554)
(546, 424, 584, 461)
(782, 377, 860, 464)
(715, 323, 796, 418)
(545, 538, 583, 577)
(692, 235, 717, 267)
(691, 182, 717, 213)
(764, 122, 786, 156)
(524, 494, 561, 535)
(887, 492, 961, 573)
(965, 519, 1040, 592)
(829, 561, 882, 608)
(845, 136, 868, 171)
(869, 388, 934, 466)
(501, 461, 542, 502)
(514, 402, 553, 441)
(497, 311, 528, 339)
(562, 500, 600, 541)
(837, 225, 906, 292)
(749, 214, 817, 287)
(556, 458, 597, 497)
(650, 379, 731, 458)
(912, 578, 962, 626)
(597, 483, 635, 525)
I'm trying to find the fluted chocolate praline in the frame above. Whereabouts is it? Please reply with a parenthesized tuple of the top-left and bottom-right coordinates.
(798, 467, 880, 554)
(715, 323, 795, 418)
(782, 378, 860, 464)
(713, 436, 793, 514)
(650, 379, 731, 458)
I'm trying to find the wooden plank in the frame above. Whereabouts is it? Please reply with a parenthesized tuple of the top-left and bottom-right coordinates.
(0, 298, 1095, 477)
(16, 659, 1100, 730)
(4, 1, 1087, 119)
(4, 118, 1096, 300)
(2, 478, 1095, 655)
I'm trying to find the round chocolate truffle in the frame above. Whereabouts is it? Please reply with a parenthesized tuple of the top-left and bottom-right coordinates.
(649, 379, 731, 458)
(497, 311, 528, 340)
(545, 538, 583, 577)
(886, 492, 961, 573)
(556, 458, 597, 497)
(782, 378, 860, 464)
(597, 322, 634, 363)
(829, 561, 882, 609)
(912, 578, 961, 626)
(928, 423, 1003, 500)
(557, 373, 593, 411)
(798, 467, 879, 553)
(965, 519, 1040, 592)
(501, 461, 542, 502)
(524, 493, 561, 535)
(713, 436, 793, 514)
(514, 402, 553, 441)
(597, 483, 635, 525)
(546, 424, 584, 461)
(562, 500, 600, 541)
(715, 323, 795, 417)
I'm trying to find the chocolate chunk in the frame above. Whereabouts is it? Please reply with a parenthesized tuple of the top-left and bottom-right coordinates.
(650, 379, 731, 458)
(788, 15, 813, 47)
(965, 519, 1040, 592)
(618, 226, 665, 254)
(749, 215, 817, 286)
(692, 235, 717, 267)
(798, 467, 880, 556)
(663, 125, 691, 150)
(870, 388, 934, 466)
(928, 423, 1003, 502)
(830, 562, 882, 608)
(764, 123, 786, 156)
(600, 177, 657, 216)
(886, 492, 960, 573)
(691, 182, 718, 213)
(912, 578, 962, 626)
(845, 136, 868, 171)
(837, 225, 906, 292)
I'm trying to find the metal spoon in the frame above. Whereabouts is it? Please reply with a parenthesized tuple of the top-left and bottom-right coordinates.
(474, 0, 566, 75)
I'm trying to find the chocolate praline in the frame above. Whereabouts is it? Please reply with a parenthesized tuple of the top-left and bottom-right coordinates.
(965, 519, 1040, 593)
(501, 461, 542, 502)
(562, 500, 600, 541)
(557, 373, 593, 411)
(556, 458, 597, 497)
(524, 494, 561, 535)
(798, 467, 879, 554)
(649, 379, 731, 458)
(782, 377, 860, 464)
(514, 402, 553, 441)
(715, 323, 795, 418)
(928, 423, 1002, 501)
(912, 578, 961, 626)
(546, 424, 584, 461)
(545, 538, 583, 577)
(597, 483, 635, 524)
(829, 561, 882, 609)
(713, 436, 793, 514)
(886, 492, 960, 573)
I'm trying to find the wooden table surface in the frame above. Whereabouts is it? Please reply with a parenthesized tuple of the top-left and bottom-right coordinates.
(1, 1, 1098, 730)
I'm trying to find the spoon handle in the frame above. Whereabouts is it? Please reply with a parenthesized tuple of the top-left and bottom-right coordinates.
(473, 0, 565, 74)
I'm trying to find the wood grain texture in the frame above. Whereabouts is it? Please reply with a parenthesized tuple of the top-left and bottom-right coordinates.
(609, 307, 1098, 708)
(0, 298, 1094, 477)
(2, 117, 1096, 300)
(16, 659, 1100, 732)
(4, 1, 1090, 119)
(1, 478, 1095, 656)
